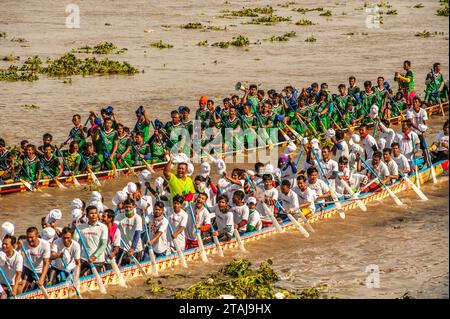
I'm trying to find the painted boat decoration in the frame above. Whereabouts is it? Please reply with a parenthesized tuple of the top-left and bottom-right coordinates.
(16, 159, 449, 299)
(1, 102, 448, 196)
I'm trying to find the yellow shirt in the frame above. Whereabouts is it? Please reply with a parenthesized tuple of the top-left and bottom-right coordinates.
(167, 173, 195, 201)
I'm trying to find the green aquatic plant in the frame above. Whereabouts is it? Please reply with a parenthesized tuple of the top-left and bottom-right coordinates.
(197, 40, 209, 47)
(291, 7, 324, 14)
(295, 18, 316, 25)
(436, 4, 449, 16)
(305, 36, 317, 42)
(73, 42, 118, 54)
(245, 15, 291, 25)
(414, 30, 445, 37)
(270, 31, 296, 41)
(221, 6, 275, 18)
(2, 55, 19, 61)
(10, 37, 27, 43)
(278, 1, 296, 8)
(413, 3, 424, 8)
(386, 9, 398, 15)
(182, 22, 203, 29)
(0, 32, 6, 38)
(149, 40, 174, 49)
(319, 9, 332, 16)
(211, 35, 250, 48)
(21, 104, 40, 110)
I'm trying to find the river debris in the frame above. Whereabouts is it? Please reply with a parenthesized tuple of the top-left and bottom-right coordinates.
(437, 0, 449, 16)
(211, 35, 250, 48)
(413, 3, 424, 8)
(0, 32, 6, 38)
(296, 18, 316, 26)
(219, 6, 275, 18)
(319, 9, 333, 16)
(414, 30, 445, 37)
(305, 36, 317, 42)
(291, 7, 324, 14)
(2, 54, 20, 61)
(244, 15, 291, 25)
(21, 104, 40, 110)
(10, 37, 27, 43)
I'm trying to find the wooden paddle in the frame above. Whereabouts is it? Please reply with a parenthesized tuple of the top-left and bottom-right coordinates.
(105, 246, 127, 288)
(275, 202, 309, 238)
(162, 211, 188, 269)
(399, 173, 428, 201)
(340, 179, 367, 212)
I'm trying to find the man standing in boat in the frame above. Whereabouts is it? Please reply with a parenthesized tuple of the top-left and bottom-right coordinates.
(163, 152, 196, 203)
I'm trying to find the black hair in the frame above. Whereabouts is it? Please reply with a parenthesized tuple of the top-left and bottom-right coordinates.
(335, 130, 344, 140)
(307, 166, 318, 175)
(85, 205, 98, 214)
(233, 190, 245, 200)
(123, 198, 135, 206)
(281, 180, 291, 188)
(173, 195, 184, 204)
(217, 194, 229, 203)
(154, 201, 165, 209)
(383, 148, 392, 155)
(2, 234, 17, 245)
(372, 151, 382, 159)
(26, 227, 39, 235)
(61, 227, 73, 235)
(338, 156, 349, 165)
(43, 133, 53, 140)
(404, 60, 411, 66)
(104, 209, 116, 220)
(262, 174, 273, 181)
(363, 80, 372, 88)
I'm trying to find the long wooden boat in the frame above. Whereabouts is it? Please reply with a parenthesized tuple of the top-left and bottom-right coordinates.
(16, 159, 449, 299)
(1, 102, 448, 196)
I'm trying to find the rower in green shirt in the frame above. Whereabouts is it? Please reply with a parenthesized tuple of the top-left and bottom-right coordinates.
(96, 118, 118, 170)
(373, 77, 388, 116)
(60, 114, 89, 151)
(425, 62, 447, 104)
(80, 142, 101, 173)
(133, 105, 151, 144)
(131, 132, 151, 166)
(115, 124, 133, 169)
(61, 141, 82, 175)
(359, 81, 376, 124)
(18, 144, 42, 185)
(149, 130, 167, 164)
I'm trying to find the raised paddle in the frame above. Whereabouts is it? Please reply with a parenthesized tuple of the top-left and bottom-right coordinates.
(399, 172, 428, 201)
(74, 226, 107, 294)
(187, 202, 208, 263)
(105, 246, 127, 288)
(422, 135, 437, 184)
(274, 201, 309, 238)
(162, 211, 188, 269)
(21, 245, 51, 299)
(359, 157, 403, 206)
(311, 148, 346, 219)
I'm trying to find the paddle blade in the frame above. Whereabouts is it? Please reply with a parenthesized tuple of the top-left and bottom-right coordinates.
(148, 249, 158, 277)
(72, 175, 81, 187)
(233, 229, 247, 252)
(110, 259, 127, 288)
(402, 175, 428, 201)
(196, 232, 208, 263)
(287, 214, 309, 238)
(91, 267, 107, 294)
(173, 240, 188, 268)
(212, 235, 224, 257)
(385, 186, 403, 206)
(37, 283, 51, 299)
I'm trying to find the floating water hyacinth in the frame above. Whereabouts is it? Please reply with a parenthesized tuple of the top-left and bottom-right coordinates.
(296, 18, 316, 26)
(149, 40, 174, 49)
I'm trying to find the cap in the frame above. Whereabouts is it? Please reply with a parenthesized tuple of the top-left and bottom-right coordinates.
(112, 190, 128, 206)
(125, 182, 137, 194)
(215, 159, 226, 175)
(199, 96, 208, 104)
(200, 162, 211, 177)
(326, 128, 336, 138)
(71, 208, 83, 221)
(41, 227, 56, 241)
(351, 134, 360, 144)
(186, 163, 194, 176)
(155, 176, 164, 190)
(90, 191, 102, 202)
(71, 198, 83, 210)
(246, 197, 257, 205)
(137, 196, 152, 210)
(1, 222, 14, 239)
(264, 164, 274, 174)
(246, 169, 255, 177)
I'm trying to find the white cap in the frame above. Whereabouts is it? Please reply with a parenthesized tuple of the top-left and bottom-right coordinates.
(284, 142, 297, 154)
(1, 222, 14, 239)
(89, 200, 105, 213)
(351, 134, 360, 144)
(49, 209, 62, 220)
(41, 227, 56, 241)
(112, 190, 128, 206)
(137, 196, 152, 210)
(125, 182, 137, 194)
(216, 159, 226, 175)
(200, 162, 211, 178)
(301, 137, 309, 145)
(172, 153, 189, 164)
(139, 169, 152, 185)
(273, 168, 281, 178)
(197, 181, 207, 193)
(377, 138, 387, 150)
(370, 104, 379, 118)
(246, 197, 257, 205)
(155, 176, 164, 190)
(186, 163, 195, 176)
(71, 208, 83, 221)
(246, 170, 255, 177)
(264, 164, 274, 175)
(326, 128, 336, 138)
(71, 198, 83, 210)
(90, 191, 102, 202)
(418, 124, 428, 133)
(311, 138, 319, 146)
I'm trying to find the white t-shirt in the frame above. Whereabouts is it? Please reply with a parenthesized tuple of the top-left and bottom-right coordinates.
(23, 239, 51, 273)
(166, 208, 188, 248)
(307, 179, 329, 204)
(279, 189, 299, 212)
(74, 222, 108, 263)
(362, 134, 378, 159)
(114, 212, 143, 252)
(248, 210, 262, 231)
(349, 144, 364, 173)
(292, 186, 316, 214)
(185, 206, 211, 241)
(147, 216, 169, 255)
(231, 204, 250, 232)
(210, 205, 234, 237)
(384, 158, 399, 176)
(406, 108, 428, 133)
(435, 132, 449, 152)
(335, 140, 349, 162)
(365, 159, 390, 180)
(378, 122, 396, 149)
(0, 250, 23, 285)
(50, 238, 81, 272)
(334, 168, 351, 197)
(393, 153, 411, 172)
(394, 131, 420, 161)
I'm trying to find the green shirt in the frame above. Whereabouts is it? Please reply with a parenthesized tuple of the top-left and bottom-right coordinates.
(41, 155, 61, 177)
(134, 120, 150, 144)
(20, 156, 41, 180)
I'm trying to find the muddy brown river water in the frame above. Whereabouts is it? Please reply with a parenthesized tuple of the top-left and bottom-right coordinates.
(0, 0, 448, 298)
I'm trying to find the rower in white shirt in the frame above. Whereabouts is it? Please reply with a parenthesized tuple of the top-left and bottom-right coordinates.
(292, 175, 316, 217)
(146, 202, 170, 257)
(166, 195, 188, 251)
(359, 151, 391, 185)
(382, 147, 399, 183)
(308, 146, 338, 187)
(406, 97, 428, 135)
(279, 180, 300, 217)
(211, 194, 234, 241)
(332, 130, 350, 162)
(431, 120, 449, 163)
(0, 235, 23, 297)
(376, 116, 396, 151)
(348, 134, 365, 174)
(358, 123, 378, 160)
(391, 142, 411, 174)
(306, 166, 330, 210)
(393, 121, 420, 162)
